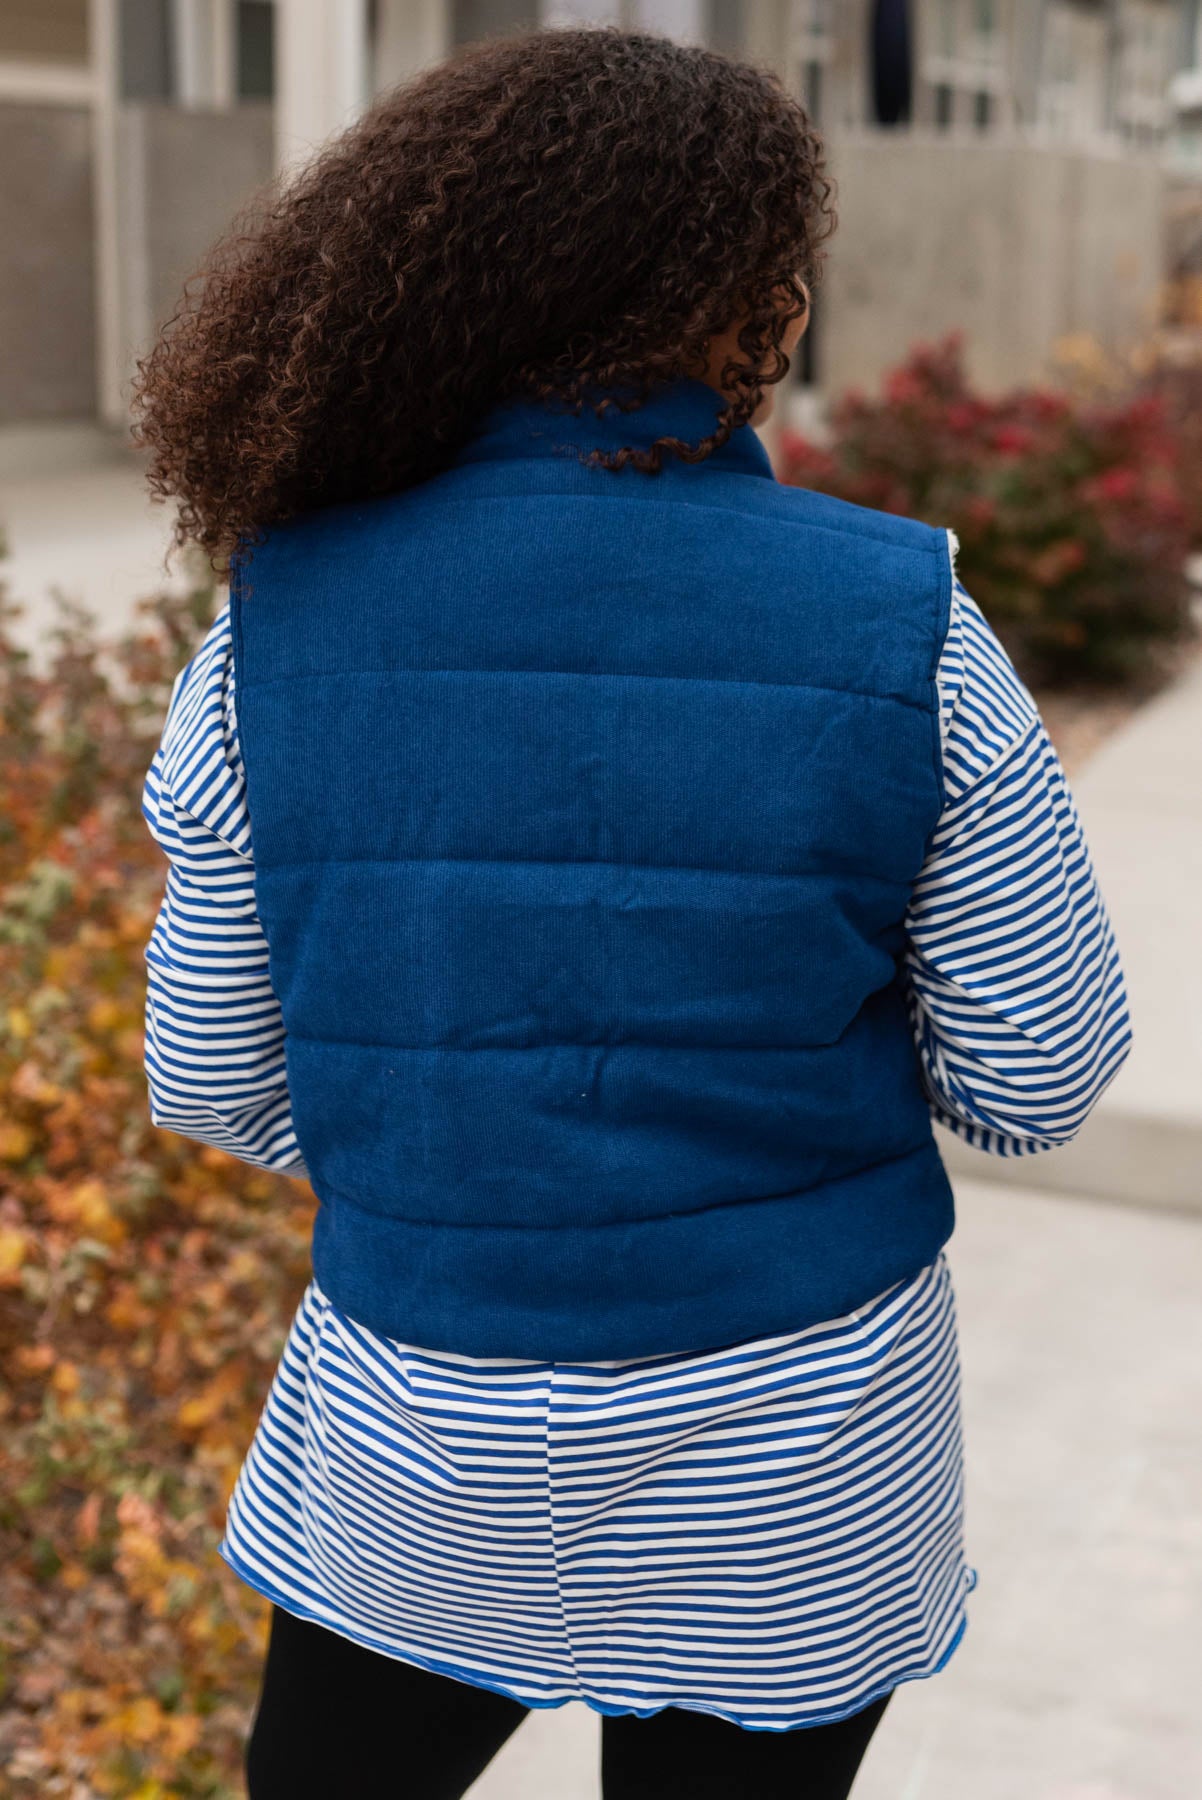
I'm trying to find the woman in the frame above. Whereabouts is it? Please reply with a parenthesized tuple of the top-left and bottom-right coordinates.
(136, 27, 1131, 1800)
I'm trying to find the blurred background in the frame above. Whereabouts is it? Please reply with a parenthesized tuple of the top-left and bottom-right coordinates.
(3, 0, 1202, 627)
(1, 4, 1200, 1798)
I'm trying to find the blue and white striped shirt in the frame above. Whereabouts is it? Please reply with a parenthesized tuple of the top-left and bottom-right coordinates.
(142, 573, 1130, 1730)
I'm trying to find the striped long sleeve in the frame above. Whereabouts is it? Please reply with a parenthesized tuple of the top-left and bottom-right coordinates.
(141, 585, 1130, 1168)
(904, 580, 1131, 1152)
(141, 610, 307, 1177)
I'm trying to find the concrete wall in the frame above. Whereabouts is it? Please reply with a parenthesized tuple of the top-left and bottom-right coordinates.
(0, 103, 96, 422)
(114, 102, 274, 403)
(7, 95, 1191, 425)
(820, 134, 1170, 396)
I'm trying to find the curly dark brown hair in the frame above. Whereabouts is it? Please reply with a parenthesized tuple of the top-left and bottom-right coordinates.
(133, 26, 834, 564)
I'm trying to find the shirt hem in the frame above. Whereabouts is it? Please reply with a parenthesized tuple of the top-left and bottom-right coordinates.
(219, 1538, 977, 1735)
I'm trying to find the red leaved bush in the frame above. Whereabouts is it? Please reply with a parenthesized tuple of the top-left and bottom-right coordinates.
(1136, 342, 1202, 550)
(779, 334, 1196, 687)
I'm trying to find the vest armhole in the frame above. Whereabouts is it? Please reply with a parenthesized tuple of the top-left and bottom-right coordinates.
(927, 527, 956, 825)
(228, 541, 250, 696)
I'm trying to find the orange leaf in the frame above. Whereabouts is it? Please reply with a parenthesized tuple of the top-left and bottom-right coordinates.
(0, 1224, 30, 1281)
(76, 1491, 103, 1547)
(0, 1122, 34, 1162)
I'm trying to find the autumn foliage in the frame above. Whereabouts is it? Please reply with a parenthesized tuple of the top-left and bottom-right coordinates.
(779, 334, 1196, 687)
(0, 581, 312, 1797)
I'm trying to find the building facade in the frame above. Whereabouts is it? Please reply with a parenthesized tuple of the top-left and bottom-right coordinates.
(1, 0, 1200, 424)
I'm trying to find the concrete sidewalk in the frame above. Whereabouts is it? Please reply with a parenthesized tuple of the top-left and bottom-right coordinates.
(0, 424, 182, 652)
(938, 648, 1202, 1217)
(466, 1173, 1202, 1800)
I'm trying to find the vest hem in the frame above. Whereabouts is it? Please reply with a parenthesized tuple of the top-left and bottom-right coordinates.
(308, 1140, 955, 1361)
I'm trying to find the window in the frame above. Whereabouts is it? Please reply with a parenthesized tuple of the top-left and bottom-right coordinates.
(802, 56, 825, 121)
(1038, 3, 1108, 139)
(119, 0, 173, 100)
(870, 0, 913, 126)
(236, 0, 273, 100)
(921, 0, 1006, 129)
(706, 0, 746, 55)
(1112, 0, 1176, 142)
(451, 0, 536, 43)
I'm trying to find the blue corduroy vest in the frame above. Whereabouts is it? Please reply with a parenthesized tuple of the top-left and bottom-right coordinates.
(231, 377, 956, 1360)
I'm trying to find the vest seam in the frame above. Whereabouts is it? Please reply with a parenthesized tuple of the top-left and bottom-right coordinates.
(233, 665, 941, 715)
(259, 852, 909, 884)
(928, 531, 955, 821)
(269, 480, 947, 557)
(307, 1138, 940, 1232)
(228, 550, 248, 697)
(284, 1032, 892, 1052)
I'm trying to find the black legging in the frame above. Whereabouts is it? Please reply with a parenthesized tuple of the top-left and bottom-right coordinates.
(246, 1604, 892, 1800)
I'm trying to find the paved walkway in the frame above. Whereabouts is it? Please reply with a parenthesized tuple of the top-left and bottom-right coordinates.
(0, 424, 182, 654)
(467, 1173, 1202, 1800)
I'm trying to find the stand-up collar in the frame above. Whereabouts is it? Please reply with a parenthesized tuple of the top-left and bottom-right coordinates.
(458, 375, 776, 481)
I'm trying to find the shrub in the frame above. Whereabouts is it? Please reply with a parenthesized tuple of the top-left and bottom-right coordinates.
(1134, 337, 1202, 551)
(778, 334, 1196, 687)
(0, 577, 312, 1797)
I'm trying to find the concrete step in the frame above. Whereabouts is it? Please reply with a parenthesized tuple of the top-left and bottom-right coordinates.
(936, 1109, 1201, 1218)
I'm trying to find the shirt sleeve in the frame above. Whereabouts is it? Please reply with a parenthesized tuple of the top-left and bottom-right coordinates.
(141, 603, 308, 1177)
(903, 577, 1133, 1155)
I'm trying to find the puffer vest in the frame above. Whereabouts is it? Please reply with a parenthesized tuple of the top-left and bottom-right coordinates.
(231, 376, 955, 1360)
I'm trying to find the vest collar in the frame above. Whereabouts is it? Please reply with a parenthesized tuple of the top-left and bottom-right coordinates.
(458, 375, 776, 482)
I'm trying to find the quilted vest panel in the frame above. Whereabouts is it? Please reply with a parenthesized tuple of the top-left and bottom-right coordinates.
(231, 377, 955, 1358)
